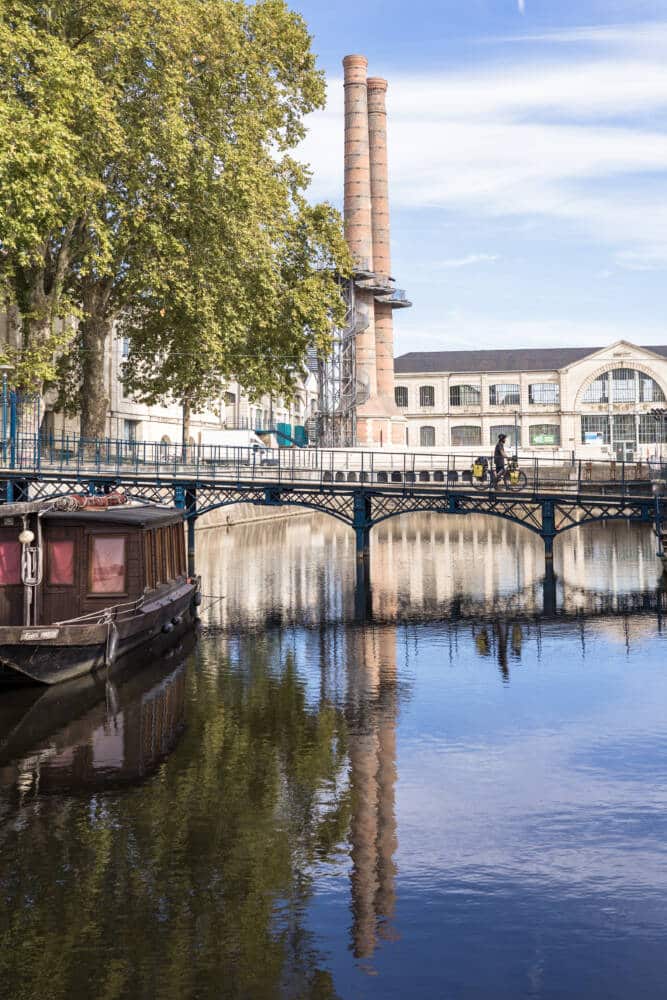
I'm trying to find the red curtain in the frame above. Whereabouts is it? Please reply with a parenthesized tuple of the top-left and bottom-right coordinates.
(0, 542, 20, 585)
(48, 540, 75, 586)
(91, 537, 126, 594)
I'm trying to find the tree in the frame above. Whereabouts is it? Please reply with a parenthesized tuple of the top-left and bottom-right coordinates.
(1, 1, 349, 434)
(0, 2, 122, 387)
(116, 0, 351, 444)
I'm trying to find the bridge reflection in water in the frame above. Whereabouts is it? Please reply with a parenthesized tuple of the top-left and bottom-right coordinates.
(197, 510, 666, 628)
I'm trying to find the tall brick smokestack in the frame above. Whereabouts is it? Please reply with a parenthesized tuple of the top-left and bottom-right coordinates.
(367, 78, 391, 279)
(367, 77, 395, 403)
(343, 55, 373, 271)
(343, 54, 377, 403)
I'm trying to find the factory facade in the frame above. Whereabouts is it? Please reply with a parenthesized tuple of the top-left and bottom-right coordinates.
(394, 341, 667, 461)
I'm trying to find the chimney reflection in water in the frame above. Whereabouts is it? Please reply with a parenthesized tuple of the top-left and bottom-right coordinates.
(347, 626, 399, 959)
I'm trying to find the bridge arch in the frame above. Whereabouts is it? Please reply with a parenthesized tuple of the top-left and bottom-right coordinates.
(369, 503, 544, 536)
(191, 495, 355, 530)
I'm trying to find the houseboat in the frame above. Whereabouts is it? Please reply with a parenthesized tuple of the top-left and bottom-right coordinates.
(0, 494, 200, 685)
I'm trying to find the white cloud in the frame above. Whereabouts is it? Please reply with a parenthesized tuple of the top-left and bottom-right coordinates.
(433, 254, 499, 269)
(300, 49, 667, 255)
(616, 246, 667, 271)
(502, 20, 667, 46)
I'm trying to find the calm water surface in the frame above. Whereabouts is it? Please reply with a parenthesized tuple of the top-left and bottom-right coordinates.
(1, 514, 666, 999)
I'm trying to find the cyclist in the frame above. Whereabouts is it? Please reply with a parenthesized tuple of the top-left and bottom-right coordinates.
(493, 433, 507, 486)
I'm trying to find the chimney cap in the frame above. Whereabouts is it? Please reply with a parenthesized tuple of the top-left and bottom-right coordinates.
(343, 54, 368, 69)
(367, 77, 388, 92)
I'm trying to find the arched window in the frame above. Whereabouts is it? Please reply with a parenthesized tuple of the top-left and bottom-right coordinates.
(451, 425, 482, 447)
(395, 386, 408, 408)
(419, 385, 435, 407)
(529, 424, 560, 446)
(490, 424, 520, 448)
(450, 384, 481, 406)
(582, 368, 666, 404)
(529, 383, 560, 405)
(489, 383, 520, 406)
(159, 435, 172, 460)
(420, 425, 436, 447)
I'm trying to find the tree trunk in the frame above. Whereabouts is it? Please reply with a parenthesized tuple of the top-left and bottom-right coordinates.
(79, 282, 113, 441)
(182, 400, 191, 458)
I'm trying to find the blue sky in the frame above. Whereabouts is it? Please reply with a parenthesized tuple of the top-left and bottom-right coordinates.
(294, 0, 667, 355)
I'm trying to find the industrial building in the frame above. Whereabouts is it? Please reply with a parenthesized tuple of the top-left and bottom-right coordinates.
(394, 341, 667, 461)
(316, 55, 411, 448)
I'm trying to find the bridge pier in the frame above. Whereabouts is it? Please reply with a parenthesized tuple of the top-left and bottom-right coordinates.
(542, 560, 557, 617)
(541, 500, 556, 563)
(354, 567, 372, 620)
(185, 488, 197, 576)
(353, 491, 372, 592)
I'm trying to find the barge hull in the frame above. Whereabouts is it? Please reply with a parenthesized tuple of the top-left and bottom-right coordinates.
(0, 584, 197, 686)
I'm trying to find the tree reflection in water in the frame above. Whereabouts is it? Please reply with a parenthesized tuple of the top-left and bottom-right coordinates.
(0, 638, 352, 999)
(2, 512, 666, 999)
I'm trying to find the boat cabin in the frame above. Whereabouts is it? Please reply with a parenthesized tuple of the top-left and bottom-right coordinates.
(0, 502, 187, 628)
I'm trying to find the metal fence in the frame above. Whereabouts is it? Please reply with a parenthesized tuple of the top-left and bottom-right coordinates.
(3, 430, 666, 498)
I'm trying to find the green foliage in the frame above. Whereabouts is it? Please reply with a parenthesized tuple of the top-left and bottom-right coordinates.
(0, 0, 351, 411)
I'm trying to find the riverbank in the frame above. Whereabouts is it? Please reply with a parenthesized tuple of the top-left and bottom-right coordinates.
(196, 503, 311, 529)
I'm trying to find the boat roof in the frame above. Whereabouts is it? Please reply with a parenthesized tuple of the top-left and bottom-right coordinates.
(41, 505, 184, 527)
(0, 501, 183, 527)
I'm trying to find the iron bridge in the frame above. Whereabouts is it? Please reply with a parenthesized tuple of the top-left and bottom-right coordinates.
(3, 468, 662, 581)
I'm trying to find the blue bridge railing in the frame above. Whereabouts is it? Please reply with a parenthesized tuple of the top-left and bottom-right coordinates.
(2, 432, 665, 500)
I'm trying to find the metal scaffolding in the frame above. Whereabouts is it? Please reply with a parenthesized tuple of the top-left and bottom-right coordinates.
(315, 279, 363, 448)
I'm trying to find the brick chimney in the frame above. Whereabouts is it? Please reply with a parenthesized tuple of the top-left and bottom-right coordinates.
(367, 77, 395, 404)
(343, 55, 374, 272)
(343, 54, 377, 404)
(342, 56, 410, 445)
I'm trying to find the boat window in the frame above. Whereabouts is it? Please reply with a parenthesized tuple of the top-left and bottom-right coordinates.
(89, 536, 127, 594)
(144, 532, 155, 589)
(48, 540, 74, 585)
(0, 541, 21, 585)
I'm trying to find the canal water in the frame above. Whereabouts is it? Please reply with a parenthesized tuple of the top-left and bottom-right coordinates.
(1, 513, 666, 999)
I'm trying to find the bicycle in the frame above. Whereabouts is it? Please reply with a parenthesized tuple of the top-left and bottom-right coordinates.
(472, 455, 527, 492)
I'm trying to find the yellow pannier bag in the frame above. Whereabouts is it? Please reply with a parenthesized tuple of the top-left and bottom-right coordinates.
(509, 469, 520, 484)
(473, 463, 484, 478)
